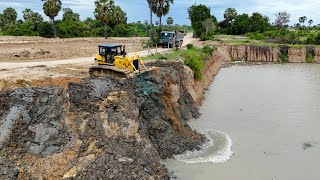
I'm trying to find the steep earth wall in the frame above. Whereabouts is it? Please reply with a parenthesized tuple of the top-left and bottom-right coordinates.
(228, 45, 279, 62)
(313, 47, 320, 63)
(227, 45, 320, 63)
(0, 49, 225, 179)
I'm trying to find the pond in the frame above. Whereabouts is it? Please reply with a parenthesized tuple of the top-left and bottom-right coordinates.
(165, 64, 320, 180)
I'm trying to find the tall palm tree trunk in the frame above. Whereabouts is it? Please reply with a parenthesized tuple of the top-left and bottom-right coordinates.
(52, 17, 57, 38)
(104, 22, 108, 39)
(149, 3, 153, 44)
(159, 16, 162, 31)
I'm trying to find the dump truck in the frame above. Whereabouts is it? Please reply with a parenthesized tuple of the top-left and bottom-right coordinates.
(89, 44, 149, 78)
(159, 30, 185, 48)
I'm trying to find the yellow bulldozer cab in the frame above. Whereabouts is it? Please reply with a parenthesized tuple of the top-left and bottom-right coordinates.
(90, 44, 148, 77)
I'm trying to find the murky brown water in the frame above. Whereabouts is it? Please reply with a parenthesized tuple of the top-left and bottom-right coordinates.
(165, 64, 320, 180)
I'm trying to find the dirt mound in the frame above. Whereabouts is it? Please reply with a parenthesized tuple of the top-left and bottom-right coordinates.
(0, 77, 81, 91)
(33, 77, 81, 90)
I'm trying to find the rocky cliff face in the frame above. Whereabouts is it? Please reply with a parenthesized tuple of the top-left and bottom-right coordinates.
(228, 45, 279, 62)
(0, 49, 224, 179)
(313, 47, 320, 63)
(288, 48, 307, 63)
(227, 44, 320, 63)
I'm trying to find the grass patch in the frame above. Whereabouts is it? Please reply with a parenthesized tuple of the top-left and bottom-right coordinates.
(306, 46, 315, 63)
(279, 45, 289, 63)
(143, 46, 215, 80)
(183, 48, 206, 80)
(224, 40, 279, 48)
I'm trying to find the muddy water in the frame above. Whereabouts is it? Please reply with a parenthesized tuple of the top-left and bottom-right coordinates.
(166, 64, 320, 180)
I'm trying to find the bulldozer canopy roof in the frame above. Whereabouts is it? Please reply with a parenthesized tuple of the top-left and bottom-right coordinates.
(98, 44, 122, 48)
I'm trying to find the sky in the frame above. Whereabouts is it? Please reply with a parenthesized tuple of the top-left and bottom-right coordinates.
(0, 0, 320, 25)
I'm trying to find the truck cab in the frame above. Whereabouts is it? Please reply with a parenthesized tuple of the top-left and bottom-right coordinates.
(159, 30, 184, 48)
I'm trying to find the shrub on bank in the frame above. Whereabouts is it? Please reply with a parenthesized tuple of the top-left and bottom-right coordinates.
(279, 45, 289, 63)
(306, 46, 315, 63)
(202, 45, 215, 56)
(186, 44, 194, 49)
(183, 48, 206, 80)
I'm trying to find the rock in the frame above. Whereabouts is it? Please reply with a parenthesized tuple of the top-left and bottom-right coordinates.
(40, 49, 51, 54)
(20, 50, 31, 57)
(303, 142, 312, 150)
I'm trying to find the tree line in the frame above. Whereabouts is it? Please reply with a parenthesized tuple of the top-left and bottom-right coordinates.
(188, 4, 320, 44)
(0, 0, 180, 39)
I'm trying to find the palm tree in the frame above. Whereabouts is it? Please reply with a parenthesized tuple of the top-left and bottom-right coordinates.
(0, 14, 4, 29)
(298, 16, 307, 26)
(224, 8, 237, 28)
(62, 8, 80, 22)
(308, 19, 313, 31)
(23, 8, 43, 30)
(42, 0, 62, 38)
(22, 9, 32, 21)
(153, 0, 173, 31)
(94, 0, 115, 39)
(146, 0, 158, 43)
(3, 7, 17, 24)
(308, 19, 313, 27)
(166, 17, 173, 26)
(113, 6, 127, 24)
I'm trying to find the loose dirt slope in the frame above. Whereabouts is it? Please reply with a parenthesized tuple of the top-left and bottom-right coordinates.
(0, 61, 211, 179)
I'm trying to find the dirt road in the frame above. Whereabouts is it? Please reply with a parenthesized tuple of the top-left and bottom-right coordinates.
(0, 33, 196, 90)
(0, 48, 169, 70)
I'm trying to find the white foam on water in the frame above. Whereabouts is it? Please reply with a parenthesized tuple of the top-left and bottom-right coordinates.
(175, 130, 233, 164)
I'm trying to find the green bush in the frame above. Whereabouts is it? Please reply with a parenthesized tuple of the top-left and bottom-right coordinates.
(38, 22, 54, 38)
(253, 33, 266, 40)
(186, 44, 194, 49)
(2, 22, 38, 36)
(306, 46, 315, 63)
(202, 45, 215, 56)
(279, 45, 289, 63)
(200, 33, 209, 41)
(183, 49, 205, 80)
(279, 53, 288, 63)
(306, 53, 314, 63)
(158, 55, 167, 60)
(56, 20, 84, 38)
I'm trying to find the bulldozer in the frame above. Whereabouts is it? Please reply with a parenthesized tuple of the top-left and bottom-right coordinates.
(89, 44, 149, 78)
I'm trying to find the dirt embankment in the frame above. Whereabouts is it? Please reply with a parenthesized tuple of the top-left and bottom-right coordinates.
(227, 44, 320, 63)
(0, 47, 224, 179)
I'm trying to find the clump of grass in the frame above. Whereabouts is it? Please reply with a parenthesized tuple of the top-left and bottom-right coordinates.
(186, 44, 194, 49)
(306, 46, 315, 63)
(158, 55, 167, 60)
(279, 45, 289, 63)
(183, 48, 206, 80)
(202, 45, 216, 56)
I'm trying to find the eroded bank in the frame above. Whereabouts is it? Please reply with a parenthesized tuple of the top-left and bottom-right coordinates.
(0, 45, 229, 179)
